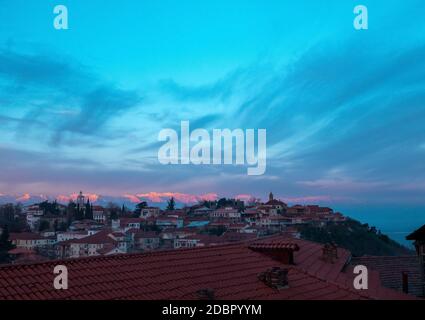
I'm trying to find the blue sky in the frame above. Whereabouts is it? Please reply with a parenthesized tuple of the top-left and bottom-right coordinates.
(0, 0, 425, 206)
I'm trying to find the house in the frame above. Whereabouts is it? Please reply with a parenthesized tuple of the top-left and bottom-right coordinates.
(112, 218, 146, 231)
(69, 220, 104, 232)
(139, 207, 160, 219)
(92, 206, 107, 224)
(210, 207, 241, 221)
(241, 208, 259, 224)
(192, 206, 213, 216)
(317, 207, 334, 215)
(9, 233, 55, 250)
(160, 228, 196, 240)
(24, 205, 44, 231)
(263, 192, 287, 213)
(97, 244, 126, 256)
(228, 223, 250, 233)
(259, 216, 292, 229)
(56, 230, 126, 258)
(174, 234, 222, 249)
(134, 231, 160, 251)
(287, 205, 306, 215)
(56, 231, 88, 242)
(0, 235, 415, 300)
(156, 216, 184, 229)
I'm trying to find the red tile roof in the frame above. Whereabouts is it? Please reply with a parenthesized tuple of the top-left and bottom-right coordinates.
(351, 256, 423, 297)
(249, 242, 300, 251)
(60, 230, 116, 245)
(0, 236, 414, 300)
(9, 233, 45, 241)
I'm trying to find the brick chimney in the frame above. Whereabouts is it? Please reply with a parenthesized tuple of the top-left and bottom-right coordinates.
(321, 242, 338, 264)
(258, 267, 289, 290)
(249, 242, 300, 265)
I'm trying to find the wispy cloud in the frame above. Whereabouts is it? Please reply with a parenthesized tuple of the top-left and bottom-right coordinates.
(0, 48, 143, 146)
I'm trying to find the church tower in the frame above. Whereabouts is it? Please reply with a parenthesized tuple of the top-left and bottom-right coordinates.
(269, 192, 274, 202)
(77, 191, 85, 208)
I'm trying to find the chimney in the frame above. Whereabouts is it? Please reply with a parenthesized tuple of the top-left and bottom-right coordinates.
(258, 267, 289, 290)
(249, 242, 300, 265)
(402, 272, 409, 294)
(321, 242, 338, 263)
(196, 288, 215, 300)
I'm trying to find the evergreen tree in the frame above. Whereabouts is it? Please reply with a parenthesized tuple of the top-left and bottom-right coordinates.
(85, 199, 93, 220)
(0, 225, 15, 263)
(75, 204, 84, 221)
(38, 220, 50, 232)
(107, 202, 120, 220)
(166, 197, 176, 211)
(66, 201, 77, 220)
(110, 210, 118, 220)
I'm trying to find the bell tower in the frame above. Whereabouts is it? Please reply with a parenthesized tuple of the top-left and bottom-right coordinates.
(76, 191, 85, 208)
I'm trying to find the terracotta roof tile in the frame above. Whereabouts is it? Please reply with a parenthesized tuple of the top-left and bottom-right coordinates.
(0, 236, 415, 300)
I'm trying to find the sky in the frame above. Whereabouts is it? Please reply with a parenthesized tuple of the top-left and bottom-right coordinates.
(0, 0, 425, 208)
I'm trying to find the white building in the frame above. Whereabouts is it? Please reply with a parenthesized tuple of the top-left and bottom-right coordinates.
(93, 206, 107, 224)
(140, 207, 160, 218)
(210, 207, 241, 220)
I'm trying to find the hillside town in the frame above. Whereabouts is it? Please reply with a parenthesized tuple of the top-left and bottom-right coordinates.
(0, 191, 424, 300)
(0, 191, 346, 263)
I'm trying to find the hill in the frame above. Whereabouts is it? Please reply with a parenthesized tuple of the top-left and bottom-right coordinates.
(298, 217, 413, 257)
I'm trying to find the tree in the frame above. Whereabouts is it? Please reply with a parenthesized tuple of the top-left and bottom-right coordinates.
(107, 202, 120, 220)
(58, 222, 68, 232)
(84, 200, 93, 220)
(166, 197, 175, 211)
(66, 201, 76, 219)
(38, 220, 50, 232)
(39, 200, 60, 215)
(0, 225, 14, 263)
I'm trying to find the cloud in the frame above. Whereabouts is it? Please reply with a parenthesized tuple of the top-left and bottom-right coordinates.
(280, 195, 351, 205)
(154, 39, 425, 203)
(297, 179, 388, 191)
(2, 35, 425, 205)
(0, 48, 143, 145)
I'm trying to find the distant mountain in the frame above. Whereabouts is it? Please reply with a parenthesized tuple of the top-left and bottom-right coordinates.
(0, 193, 187, 209)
